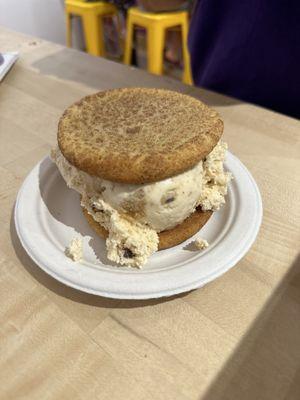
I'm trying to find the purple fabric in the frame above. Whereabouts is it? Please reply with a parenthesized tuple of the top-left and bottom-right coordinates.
(188, 1, 300, 118)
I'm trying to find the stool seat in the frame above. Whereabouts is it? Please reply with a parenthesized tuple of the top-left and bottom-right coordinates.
(128, 7, 187, 22)
(124, 7, 193, 85)
(66, 0, 117, 12)
(65, 0, 118, 57)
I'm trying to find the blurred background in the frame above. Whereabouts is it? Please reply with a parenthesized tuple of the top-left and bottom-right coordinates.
(1, 0, 299, 118)
(0, 1, 68, 45)
(0, 0, 193, 82)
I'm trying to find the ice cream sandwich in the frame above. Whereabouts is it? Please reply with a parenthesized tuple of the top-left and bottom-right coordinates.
(52, 88, 231, 267)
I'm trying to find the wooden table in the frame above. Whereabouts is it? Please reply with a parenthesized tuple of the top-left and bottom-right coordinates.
(0, 27, 299, 400)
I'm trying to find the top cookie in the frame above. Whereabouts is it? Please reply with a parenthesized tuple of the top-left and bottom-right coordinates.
(58, 88, 223, 184)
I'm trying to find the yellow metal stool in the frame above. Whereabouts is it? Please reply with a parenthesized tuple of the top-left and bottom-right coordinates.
(124, 7, 193, 85)
(65, 0, 118, 57)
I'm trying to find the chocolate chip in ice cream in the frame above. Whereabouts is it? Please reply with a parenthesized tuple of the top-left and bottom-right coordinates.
(91, 203, 104, 213)
(161, 191, 176, 205)
(91, 204, 100, 212)
(123, 248, 134, 258)
(165, 196, 175, 204)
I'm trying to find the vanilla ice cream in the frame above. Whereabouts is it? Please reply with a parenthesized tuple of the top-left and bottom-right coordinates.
(65, 237, 83, 262)
(194, 238, 209, 250)
(51, 142, 231, 267)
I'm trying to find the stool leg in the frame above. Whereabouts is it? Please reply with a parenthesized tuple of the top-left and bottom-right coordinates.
(181, 16, 193, 85)
(66, 12, 72, 48)
(115, 13, 124, 56)
(82, 12, 105, 57)
(124, 16, 134, 65)
(147, 25, 164, 75)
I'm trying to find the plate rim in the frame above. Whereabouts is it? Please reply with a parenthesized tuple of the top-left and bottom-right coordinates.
(14, 152, 263, 299)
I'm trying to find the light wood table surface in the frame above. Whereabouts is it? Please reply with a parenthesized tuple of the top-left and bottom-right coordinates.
(0, 27, 299, 400)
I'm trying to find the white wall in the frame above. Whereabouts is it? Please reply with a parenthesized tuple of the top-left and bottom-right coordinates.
(0, 0, 83, 47)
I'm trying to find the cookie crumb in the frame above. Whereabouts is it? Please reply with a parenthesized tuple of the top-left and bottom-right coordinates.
(194, 238, 209, 250)
(65, 237, 83, 261)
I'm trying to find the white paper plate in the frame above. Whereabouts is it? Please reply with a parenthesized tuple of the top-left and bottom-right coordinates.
(15, 153, 262, 299)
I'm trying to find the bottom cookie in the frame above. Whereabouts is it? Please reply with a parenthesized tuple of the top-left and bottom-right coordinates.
(82, 206, 212, 250)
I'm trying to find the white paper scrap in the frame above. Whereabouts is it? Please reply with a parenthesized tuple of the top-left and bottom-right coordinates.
(0, 52, 19, 81)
